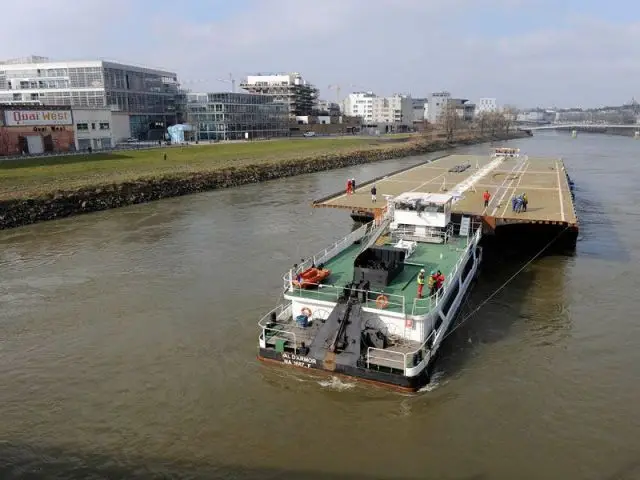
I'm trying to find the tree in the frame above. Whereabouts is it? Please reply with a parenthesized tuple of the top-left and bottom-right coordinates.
(440, 102, 462, 142)
(502, 105, 519, 134)
(475, 112, 489, 136)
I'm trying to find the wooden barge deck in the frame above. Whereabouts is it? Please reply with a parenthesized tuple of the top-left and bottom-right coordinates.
(313, 154, 578, 230)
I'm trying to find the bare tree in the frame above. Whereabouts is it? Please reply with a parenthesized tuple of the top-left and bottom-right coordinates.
(440, 102, 461, 142)
(502, 105, 519, 134)
(475, 112, 489, 136)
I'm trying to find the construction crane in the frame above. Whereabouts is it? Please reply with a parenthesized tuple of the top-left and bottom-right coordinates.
(216, 73, 236, 93)
(327, 84, 341, 104)
(328, 83, 371, 103)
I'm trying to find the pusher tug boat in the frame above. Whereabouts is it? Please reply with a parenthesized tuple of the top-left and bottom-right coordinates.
(257, 192, 482, 391)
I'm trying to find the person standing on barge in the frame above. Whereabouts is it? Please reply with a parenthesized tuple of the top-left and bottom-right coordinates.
(417, 269, 426, 298)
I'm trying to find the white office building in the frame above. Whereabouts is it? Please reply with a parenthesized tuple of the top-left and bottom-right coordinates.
(342, 92, 376, 123)
(0, 56, 180, 141)
(411, 98, 428, 122)
(71, 107, 122, 150)
(476, 98, 498, 115)
(427, 91, 451, 123)
(343, 92, 412, 128)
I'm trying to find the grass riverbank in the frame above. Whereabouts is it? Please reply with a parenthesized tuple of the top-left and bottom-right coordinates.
(0, 130, 530, 229)
(0, 136, 413, 201)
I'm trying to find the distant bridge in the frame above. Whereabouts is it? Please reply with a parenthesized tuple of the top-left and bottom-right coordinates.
(527, 124, 640, 131)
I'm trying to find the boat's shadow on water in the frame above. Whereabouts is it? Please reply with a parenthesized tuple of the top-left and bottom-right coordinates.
(432, 233, 575, 383)
(0, 442, 488, 480)
(572, 184, 631, 263)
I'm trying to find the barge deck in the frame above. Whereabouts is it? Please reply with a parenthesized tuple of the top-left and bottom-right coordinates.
(314, 153, 578, 229)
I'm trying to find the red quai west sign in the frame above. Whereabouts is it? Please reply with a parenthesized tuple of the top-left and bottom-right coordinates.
(4, 109, 72, 126)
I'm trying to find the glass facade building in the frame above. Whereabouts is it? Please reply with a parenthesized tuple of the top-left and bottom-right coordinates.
(0, 56, 179, 140)
(186, 92, 289, 141)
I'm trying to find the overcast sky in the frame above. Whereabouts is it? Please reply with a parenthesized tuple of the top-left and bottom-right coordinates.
(2, 0, 639, 109)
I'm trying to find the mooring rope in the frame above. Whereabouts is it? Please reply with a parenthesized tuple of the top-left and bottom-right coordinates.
(442, 225, 571, 342)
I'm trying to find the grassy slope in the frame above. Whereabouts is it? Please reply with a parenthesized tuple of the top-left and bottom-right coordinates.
(0, 137, 410, 201)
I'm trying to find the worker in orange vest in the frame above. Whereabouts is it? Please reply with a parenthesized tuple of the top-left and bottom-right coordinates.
(417, 269, 426, 298)
(483, 190, 491, 208)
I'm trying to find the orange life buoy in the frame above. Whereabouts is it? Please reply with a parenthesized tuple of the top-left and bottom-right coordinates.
(301, 307, 312, 318)
(405, 319, 413, 328)
(375, 295, 389, 309)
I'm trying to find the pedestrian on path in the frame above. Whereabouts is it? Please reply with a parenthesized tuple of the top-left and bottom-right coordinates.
(371, 184, 377, 203)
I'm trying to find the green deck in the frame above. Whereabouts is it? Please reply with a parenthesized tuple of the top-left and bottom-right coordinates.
(291, 236, 470, 314)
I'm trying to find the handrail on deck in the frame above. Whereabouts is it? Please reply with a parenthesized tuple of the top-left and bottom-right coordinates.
(408, 226, 481, 316)
(282, 208, 392, 292)
(366, 328, 438, 375)
(286, 281, 406, 314)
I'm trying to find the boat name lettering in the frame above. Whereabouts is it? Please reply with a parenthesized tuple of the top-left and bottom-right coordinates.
(282, 352, 317, 367)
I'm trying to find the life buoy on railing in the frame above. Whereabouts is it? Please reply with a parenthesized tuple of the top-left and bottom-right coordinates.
(405, 319, 413, 329)
(375, 295, 389, 309)
(301, 307, 312, 318)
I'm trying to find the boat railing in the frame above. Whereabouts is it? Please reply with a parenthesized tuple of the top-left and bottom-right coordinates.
(282, 221, 374, 291)
(411, 288, 443, 316)
(258, 303, 300, 352)
(366, 346, 406, 372)
(441, 226, 481, 291)
(409, 226, 481, 316)
(286, 282, 406, 315)
(258, 303, 293, 328)
(366, 329, 437, 375)
(282, 208, 391, 292)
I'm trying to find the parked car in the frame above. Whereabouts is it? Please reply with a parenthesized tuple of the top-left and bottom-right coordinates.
(303, 131, 316, 137)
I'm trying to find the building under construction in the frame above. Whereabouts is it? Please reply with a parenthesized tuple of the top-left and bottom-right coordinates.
(239, 72, 318, 118)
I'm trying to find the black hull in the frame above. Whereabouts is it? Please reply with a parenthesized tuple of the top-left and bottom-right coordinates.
(350, 210, 375, 224)
(258, 348, 431, 392)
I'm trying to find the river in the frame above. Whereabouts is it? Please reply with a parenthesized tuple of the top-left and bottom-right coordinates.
(1, 132, 639, 480)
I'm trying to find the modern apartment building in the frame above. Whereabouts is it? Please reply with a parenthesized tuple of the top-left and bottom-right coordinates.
(343, 92, 413, 129)
(411, 97, 428, 122)
(315, 99, 341, 116)
(476, 98, 498, 115)
(427, 91, 451, 123)
(239, 73, 318, 117)
(371, 94, 413, 126)
(0, 56, 180, 141)
(184, 92, 289, 141)
(342, 92, 376, 123)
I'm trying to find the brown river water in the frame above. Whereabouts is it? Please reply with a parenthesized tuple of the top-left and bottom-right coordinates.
(1, 132, 639, 479)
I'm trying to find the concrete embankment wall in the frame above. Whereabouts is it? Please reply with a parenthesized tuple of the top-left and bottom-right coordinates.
(0, 132, 529, 230)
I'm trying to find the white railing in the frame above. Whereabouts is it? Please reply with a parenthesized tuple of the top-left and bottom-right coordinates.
(282, 207, 391, 292)
(411, 288, 443, 316)
(258, 303, 300, 352)
(286, 282, 406, 314)
(390, 223, 453, 244)
(356, 216, 391, 253)
(258, 303, 292, 328)
(366, 328, 438, 375)
(409, 226, 482, 316)
(367, 346, 406, 371)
